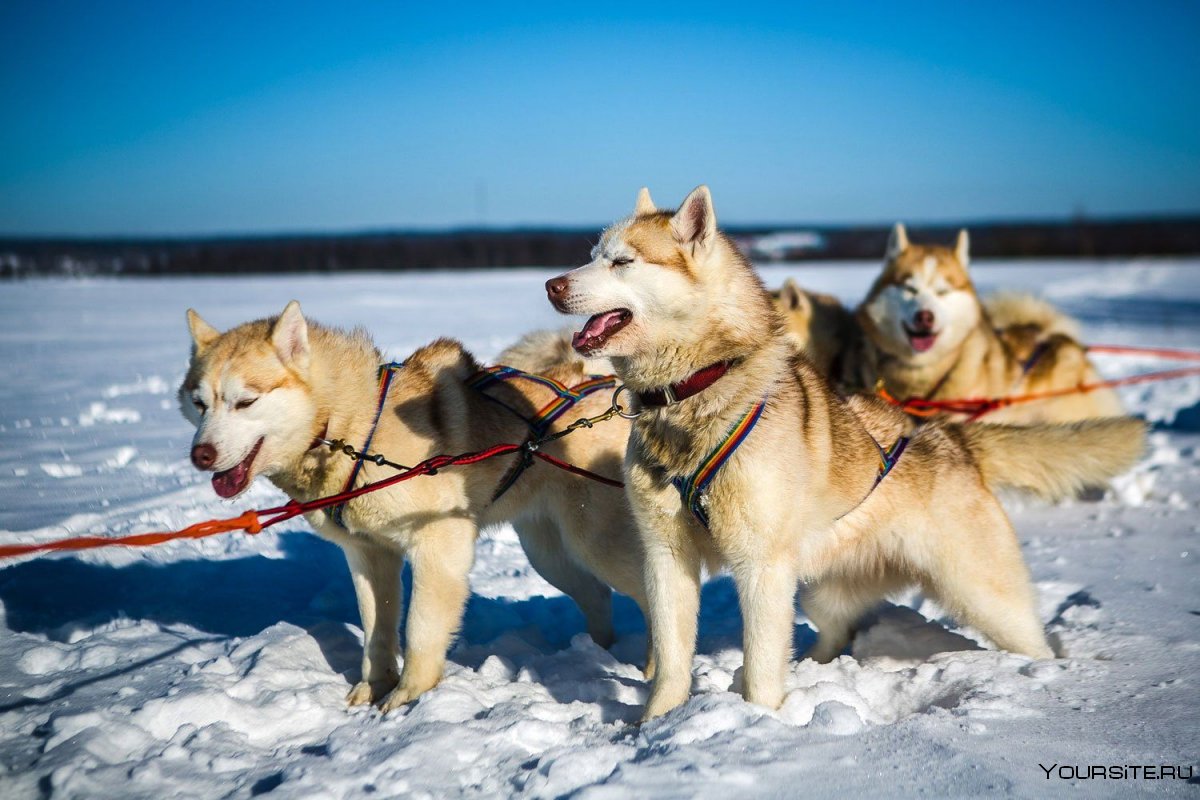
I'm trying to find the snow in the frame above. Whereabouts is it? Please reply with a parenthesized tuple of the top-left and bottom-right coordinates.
(1, 260, 1198, 798)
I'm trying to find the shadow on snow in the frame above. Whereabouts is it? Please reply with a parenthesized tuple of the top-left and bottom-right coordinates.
(0, 531, 825, 711)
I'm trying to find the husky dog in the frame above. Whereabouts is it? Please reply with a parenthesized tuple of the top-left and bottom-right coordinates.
(847, 224, 1123, 422)
(546, 186, 1145, 720)
(179, 306, 646, 712)
(768, 278, 854, 377)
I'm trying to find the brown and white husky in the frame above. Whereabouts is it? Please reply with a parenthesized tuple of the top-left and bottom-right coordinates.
(847, 224, 1124, 423)
(768, 278, 854, 377)
(546, 186, 1144, 720)
(179, 307, 647, 712)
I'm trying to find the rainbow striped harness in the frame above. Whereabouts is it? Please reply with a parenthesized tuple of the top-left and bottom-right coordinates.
(869, 435, 909, 488)
(331, 361, 406, 528)
(671, 398, 768, 528)
(671, 399, 910, 529)
(466, 365, 617, 500)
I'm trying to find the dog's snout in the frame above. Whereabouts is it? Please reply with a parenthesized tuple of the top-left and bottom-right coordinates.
(914, 309, 935, 329)
(545, 276, 569, 298)
(191, 443, 217, 470)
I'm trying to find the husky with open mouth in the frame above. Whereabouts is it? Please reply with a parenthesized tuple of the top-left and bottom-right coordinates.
(179, 306, 648, 712)
(547, 186, 1145, 720)
(848, 224, 1125, 423)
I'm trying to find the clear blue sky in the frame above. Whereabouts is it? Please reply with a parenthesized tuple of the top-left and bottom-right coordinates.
(1, 2, 1197, 235)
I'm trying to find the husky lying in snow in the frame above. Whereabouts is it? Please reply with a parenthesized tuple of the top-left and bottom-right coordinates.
(843, 224, 1124, 423)
(179, 306, 647, 712)
(547, 185, 1145, 720)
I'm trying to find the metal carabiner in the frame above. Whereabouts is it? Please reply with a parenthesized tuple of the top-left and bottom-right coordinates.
(611, 385, 643, 419)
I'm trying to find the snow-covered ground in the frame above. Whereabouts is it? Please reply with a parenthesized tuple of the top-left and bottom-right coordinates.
(1, 260, 1198, 798)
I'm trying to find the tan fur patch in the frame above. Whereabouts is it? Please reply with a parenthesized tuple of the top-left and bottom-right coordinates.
(623, 213, 694, 278)
(883, 245, 973, 291)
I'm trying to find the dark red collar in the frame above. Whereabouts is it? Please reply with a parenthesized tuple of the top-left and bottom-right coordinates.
(635, 360, 735, 408)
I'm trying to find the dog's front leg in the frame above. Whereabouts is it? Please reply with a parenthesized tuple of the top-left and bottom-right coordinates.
(732, 559, 796, 709)
(379, 519, 476, 713)
(342, 540, 403, 706)
(641, 531, 702, 720)
(632, 474, 703, 721)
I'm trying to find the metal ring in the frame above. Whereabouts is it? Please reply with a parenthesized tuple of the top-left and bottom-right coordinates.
(612, 385, 643, 419)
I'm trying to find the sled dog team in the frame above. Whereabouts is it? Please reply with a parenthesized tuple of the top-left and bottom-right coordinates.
(180, 186, 1145, 721)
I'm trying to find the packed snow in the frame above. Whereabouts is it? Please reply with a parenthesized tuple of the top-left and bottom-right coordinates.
(1, 260, 1198, 798)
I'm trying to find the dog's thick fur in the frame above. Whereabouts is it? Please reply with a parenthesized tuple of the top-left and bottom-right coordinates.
(844, 224, 1124, 423)
(548, 187, 1146, 720)
(768, 278, 854, 377)
(179, 307, 645, 712)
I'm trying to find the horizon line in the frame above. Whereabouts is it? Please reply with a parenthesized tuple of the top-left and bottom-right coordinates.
(3, 210, 1198, 243)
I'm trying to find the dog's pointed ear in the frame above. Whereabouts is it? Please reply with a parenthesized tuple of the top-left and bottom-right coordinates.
(779, 278, 811, 315)
(670, 185, 717, 253)
(635, 186, 657, 216)
(955, 228, 970, 267)
(271, 300, 310, 372)
(186, 309, 220, 352)
(887, 222, 909, 259)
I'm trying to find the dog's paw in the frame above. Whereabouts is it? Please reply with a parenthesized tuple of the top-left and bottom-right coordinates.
(378, 672, 444, 714)
(346, 681, 376, 706)
(378, 685, 419, 714)
(641, 687, 689, 722)
(346, 678, 398, 707)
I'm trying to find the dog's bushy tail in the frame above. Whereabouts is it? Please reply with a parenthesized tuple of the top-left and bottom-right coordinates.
(963, 417, 1146, 501)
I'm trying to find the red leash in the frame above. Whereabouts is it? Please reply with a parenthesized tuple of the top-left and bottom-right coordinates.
(880, 344, 1200, 421)
(0, 442, 623, 561)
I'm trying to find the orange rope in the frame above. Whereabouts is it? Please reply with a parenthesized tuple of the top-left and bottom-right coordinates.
(879, 344, 1200, 421)
(0, 511, 264, 559)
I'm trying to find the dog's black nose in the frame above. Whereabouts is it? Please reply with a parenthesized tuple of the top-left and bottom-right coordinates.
(914, 309, 935, 329)
(191, 443, 217, 470)
(545, 276, 569, 298)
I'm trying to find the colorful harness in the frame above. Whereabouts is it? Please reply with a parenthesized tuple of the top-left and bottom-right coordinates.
(870, 435, 909, 487)
(671, 398, 910, 529)
(828, 432, 910, 522)
(1020, 340, 1051, 376)
(466, 365, 617, 500)
(331, 361, 406, 528)
(671, 399, 768, 528)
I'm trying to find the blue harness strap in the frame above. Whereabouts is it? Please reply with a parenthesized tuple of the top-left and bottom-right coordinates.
(671, 398, 768, 528)
(466, 365, 618, 501)
(331, 361, 406, 529)
(1021, 340, 1051, 376)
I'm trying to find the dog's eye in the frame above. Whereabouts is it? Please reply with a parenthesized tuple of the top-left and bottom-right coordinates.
(235, 397, 258, 410)
(193, 400, 207, 414)
(903, 285, 918, 297)
(611, 257, 633, 267)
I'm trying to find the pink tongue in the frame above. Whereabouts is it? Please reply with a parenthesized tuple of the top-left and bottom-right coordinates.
(212, 462, 249, 498)
(910, 334, 937, 353)
(572, 310, 625, 349)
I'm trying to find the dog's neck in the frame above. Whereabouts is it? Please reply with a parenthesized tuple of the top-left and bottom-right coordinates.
(614, 272, 790, 470)
(273, 329, 383, 500)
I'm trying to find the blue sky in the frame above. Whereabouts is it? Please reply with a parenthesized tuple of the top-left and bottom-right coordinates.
(1, 2, 1197, 235)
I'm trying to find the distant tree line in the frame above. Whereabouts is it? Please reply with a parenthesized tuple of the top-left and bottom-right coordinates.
(1, 216, 1198, 278)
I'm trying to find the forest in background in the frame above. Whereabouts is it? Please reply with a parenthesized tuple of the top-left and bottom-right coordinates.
(2, 216, 1198, 278)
